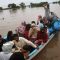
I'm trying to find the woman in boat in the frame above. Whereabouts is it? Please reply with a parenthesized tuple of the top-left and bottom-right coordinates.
(6, 31, 13, 42)
(24, 24, 31, 40)
(28, 22, 37, 43)
(9, 52, 25, 60)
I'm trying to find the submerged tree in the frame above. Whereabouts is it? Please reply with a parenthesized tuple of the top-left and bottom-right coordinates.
(0, 7, 3, 10)
(0, 7, 3, 12)
(30, 2, 48, 7)
(20, 2, 26, 8)
(8, 3, 20, 9)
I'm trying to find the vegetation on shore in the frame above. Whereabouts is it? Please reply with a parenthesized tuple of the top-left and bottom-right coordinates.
(30, 2, 48, 7)
(19, 2, 26, 8)
(0, 2, 26, 11)
(8, 3, 20, 9)
(53, 0, 60, 4)
(0, 7, 3, 10)
(0, 1, 60, 11)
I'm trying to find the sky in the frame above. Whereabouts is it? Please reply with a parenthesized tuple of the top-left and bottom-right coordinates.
(0, 0, 59, 8)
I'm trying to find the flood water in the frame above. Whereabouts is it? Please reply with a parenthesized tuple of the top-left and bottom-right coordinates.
(0, 4, 60, 60)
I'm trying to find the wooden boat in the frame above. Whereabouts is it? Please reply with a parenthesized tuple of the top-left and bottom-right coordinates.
(27, 33, 56, 60)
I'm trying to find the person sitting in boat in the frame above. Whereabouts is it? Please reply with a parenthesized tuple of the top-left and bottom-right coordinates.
(9, 52, 25, 60)
(6, 31, 13, 42)
(35, 26, 48, 45)
(48, 14, 60, 35)
(12, 34, 37, 53)
(24, 24, 31, 40)
(28, 21, 37, 43)
(37, 15, 43, 25)
(0, 34, 6, 52)
(43, 17, 49, 27)
(15, 21, 26, 37)
(37, 15, 44, 29)
(0, 41, 14, 60)
(43, 2, 50, 20)
(50, 12, 58, 20)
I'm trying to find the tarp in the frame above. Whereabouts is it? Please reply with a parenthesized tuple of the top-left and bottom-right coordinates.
(54, 20, 60, 30)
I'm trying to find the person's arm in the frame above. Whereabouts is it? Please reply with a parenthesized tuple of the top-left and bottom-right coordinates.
(43, 4, 47, 8)
(28, 28, 33, 38)
(19, 37, 37, 48)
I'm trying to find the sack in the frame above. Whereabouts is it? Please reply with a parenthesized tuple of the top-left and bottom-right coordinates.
(54, 20, 60, 30)
(48, 27, 54, 35)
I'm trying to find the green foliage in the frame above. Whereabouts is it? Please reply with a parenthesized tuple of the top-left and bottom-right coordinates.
(30, 2, 48, 7)
(0, 7, 3, 10)
(8, 3, 20, 9)
(53, 0, 60, 4)
(20, 2, 26, 8)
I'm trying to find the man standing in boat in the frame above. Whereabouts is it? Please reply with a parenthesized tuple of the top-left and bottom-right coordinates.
(43, 2, 50, 20)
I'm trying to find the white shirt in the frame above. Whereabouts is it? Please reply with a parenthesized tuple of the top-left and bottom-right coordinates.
(13, 37, 37, 50)
(37, 22, 44, 29)
(0, 52, 12, 60)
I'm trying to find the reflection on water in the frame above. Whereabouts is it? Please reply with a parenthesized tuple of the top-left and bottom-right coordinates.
(9, 9, 18, 14)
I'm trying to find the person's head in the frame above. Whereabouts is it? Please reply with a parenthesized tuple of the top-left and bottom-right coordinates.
(2, 41, 14, 53)
(46, 3, 49, 9)
(25, 24, 31, 31)
(49, 16, 53, 22)
(31, 23, 36, 29)
(9, 52, 25, 60)
(38, 15, 42, 20)
(7, 31, 13, 37)
(21, 21, 26, 26)
(43, 17, 48, 22)
(0, 34, 2, 43)
(13, 34, 19, 41)
(31, 21, 36, 24)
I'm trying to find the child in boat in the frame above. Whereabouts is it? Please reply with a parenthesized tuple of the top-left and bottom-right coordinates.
(28, 21, 37, 43)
